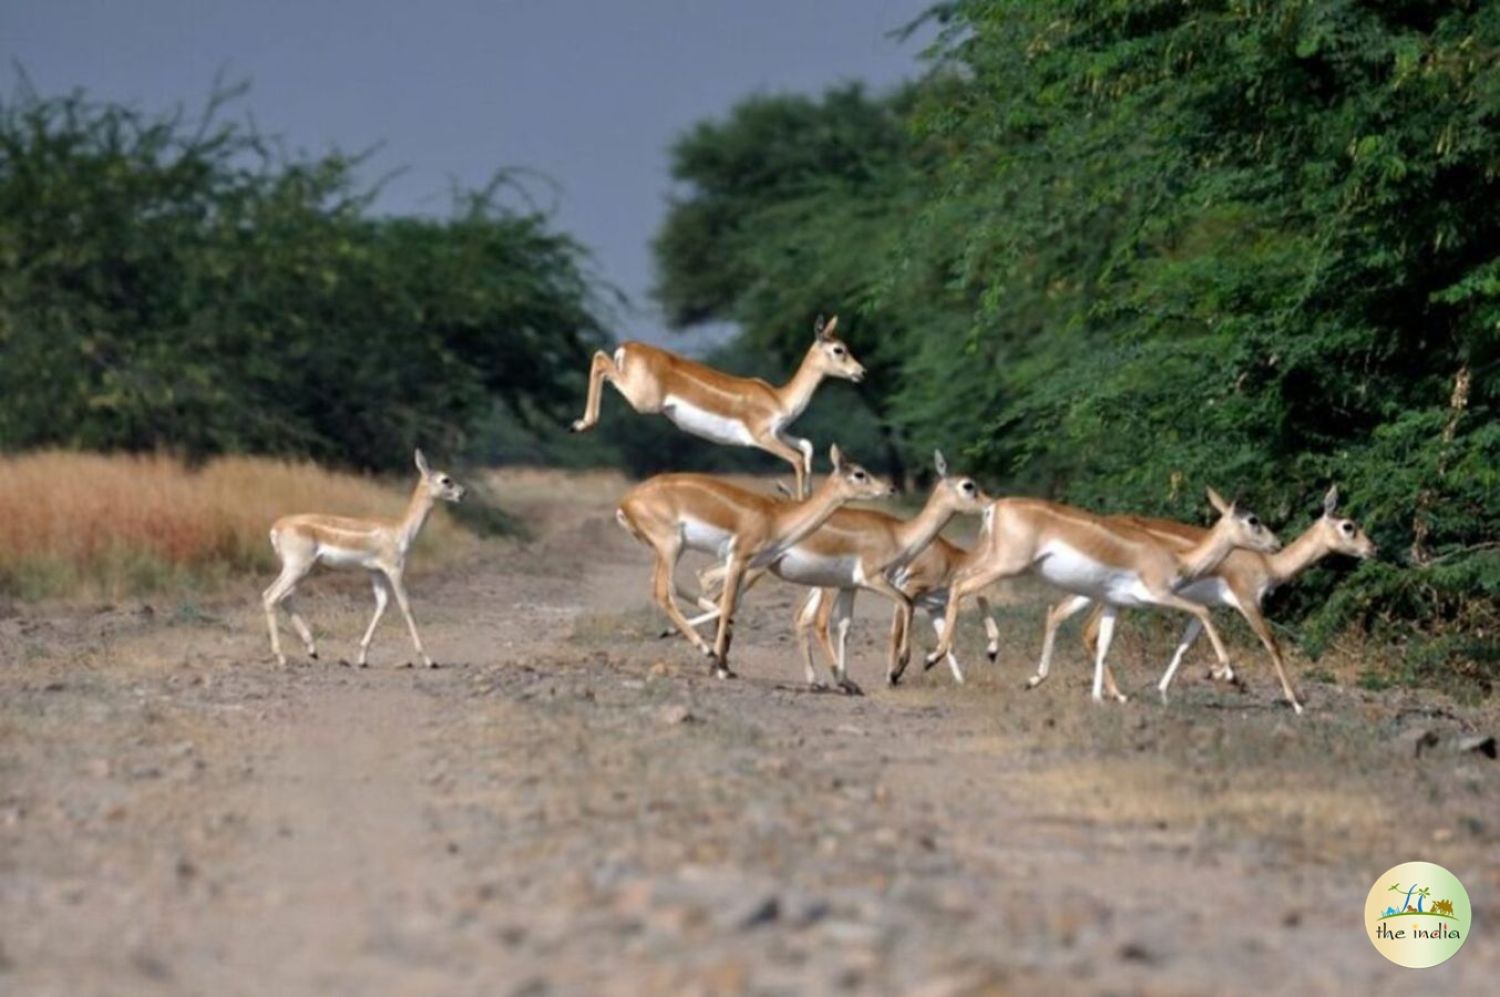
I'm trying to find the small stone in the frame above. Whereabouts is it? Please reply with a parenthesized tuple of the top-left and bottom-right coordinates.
(1457, 734, 1496, 759)
(657, 704, 695, 725)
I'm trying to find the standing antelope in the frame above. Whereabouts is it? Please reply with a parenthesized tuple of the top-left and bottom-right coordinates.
(262, 450, 464, 669)
(692, 452, 990, 692)
(571, 315, 865, 497)
(615, 445, 894, 678)
(925, 489, 1281, 703)
(1031, 485, 1375, 713)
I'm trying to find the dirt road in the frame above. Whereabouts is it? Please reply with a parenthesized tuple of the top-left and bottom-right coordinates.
(2, 470, 1496, 995)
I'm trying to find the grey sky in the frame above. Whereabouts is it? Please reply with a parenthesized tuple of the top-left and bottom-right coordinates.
(3, 0, 935, 346)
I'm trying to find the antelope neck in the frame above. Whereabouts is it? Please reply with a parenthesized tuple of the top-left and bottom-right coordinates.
(891, 490, 959, 567)
(397, 486, 437, 554)
(773, 351, 828, 420)
(1267, 526, 1331, 585)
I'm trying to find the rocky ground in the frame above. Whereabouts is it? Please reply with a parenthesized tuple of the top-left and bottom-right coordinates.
(1, 469, 1496, 995)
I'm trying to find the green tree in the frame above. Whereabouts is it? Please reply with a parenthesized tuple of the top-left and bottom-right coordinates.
(0, 85, 609, 470)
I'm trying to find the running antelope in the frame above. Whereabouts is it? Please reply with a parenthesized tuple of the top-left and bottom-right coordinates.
(1032, 485, 1375, 713)
(616, 446, 894, 677)
(795, 533, 1003, 689)
(925, 489, 1281, 702)
(691, 452, 990, 693)
(262, 450, 464, 669)
(571, 315, 864, 497)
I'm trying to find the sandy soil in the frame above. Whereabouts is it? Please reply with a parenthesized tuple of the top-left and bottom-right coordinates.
(2, 469, 1497, 996)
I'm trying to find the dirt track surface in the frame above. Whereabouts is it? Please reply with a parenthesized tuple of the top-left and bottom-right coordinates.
(2, 470, 1497, 995)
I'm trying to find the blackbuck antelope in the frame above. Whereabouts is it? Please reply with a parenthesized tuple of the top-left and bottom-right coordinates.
(702, 449, 996, 692)
(1036, 485, 1376, 714)
(926, 489, 1282, 702)
(616, 446, 894, 678)
(690, 452, 990, 693)
(795, 534, 1003, 689)
(262, 450, 464, 669)
(571, 315, 865, 497)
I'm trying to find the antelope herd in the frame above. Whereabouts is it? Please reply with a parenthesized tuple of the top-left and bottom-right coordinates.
(265, 315, 1376, 715)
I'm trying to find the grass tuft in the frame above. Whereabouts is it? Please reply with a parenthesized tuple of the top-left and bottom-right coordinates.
(0, 452, 479, 601)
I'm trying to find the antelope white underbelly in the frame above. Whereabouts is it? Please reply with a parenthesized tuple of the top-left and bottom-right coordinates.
(318, 545, 374, 569)
(1177, 575, 1238, 610)
(1034, 542, 1154, 607)
(771, 548, 862, 588)
(681, 518, 736, 558)
(662, 396, 756, 447)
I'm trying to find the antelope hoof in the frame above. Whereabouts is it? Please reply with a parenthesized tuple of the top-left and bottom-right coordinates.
(569, 418, 591, 434)
(952, 671, 966, 686)
(923, 651, 942, 670)
(808, 681, 829, 693)
(658, 627, 675, 640)
(1114, 692, 1130, 704)
(886, 671, 902, 688)
(400, 661, 414, 669)
(1025, 675, 1044, 689)
(1289, 699, 1305, 716)
(986, 650, 999, 665)
(338, 658, 352, 668)
(308, 650, 319, 661)
(838, 678, 863, 697)
(715, 667, 737, 680)
(1158, 687, 1171, 705)
(426, 660, 440, 670)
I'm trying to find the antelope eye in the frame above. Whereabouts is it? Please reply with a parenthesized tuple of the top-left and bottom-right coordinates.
(962, 481, 975, 493)
(832, 346, 846, 357)
(1246, 515, 1260, 527)
(1341, 521, 1355, 535)
(853, 470, 867, 481)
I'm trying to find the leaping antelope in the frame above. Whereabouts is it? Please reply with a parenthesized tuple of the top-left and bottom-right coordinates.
(615, 445, 894, 678)
(571, 315, 865, 497)
(691, 452, 991, 693)
(926, 489, 1282, 703)
(1033, 485, 1376, 713)
(262, 449, 464, 669)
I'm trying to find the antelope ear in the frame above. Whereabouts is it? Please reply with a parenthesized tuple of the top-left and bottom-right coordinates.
(829, 443, 844, 471)
(1205, 486, 1231, 515)
(414, 449, 430, 477)
(1322, 484, 1339, 517)
(934, 449, 948, 478)
(815, 314, 839, 341)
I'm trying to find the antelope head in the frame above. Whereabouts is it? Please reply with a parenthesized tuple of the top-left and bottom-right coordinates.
(1205, 487, 1280, 553)
(931, 449, 989, 514)
(415, 449, 465, 503)
(806, 314, 866, 384)
(826, 443, 895, 500)
(1313, 485, 1377, 559)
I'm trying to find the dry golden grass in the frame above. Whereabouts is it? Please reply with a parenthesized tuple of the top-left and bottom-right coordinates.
(0, 452, 477, 601)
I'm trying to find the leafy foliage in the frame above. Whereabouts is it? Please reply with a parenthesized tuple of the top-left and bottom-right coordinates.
(651, 1, 1499, 693)
(0, 86, 608, 470)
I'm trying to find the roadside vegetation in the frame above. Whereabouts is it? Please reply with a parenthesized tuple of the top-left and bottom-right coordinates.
(0, 452, 476, 601)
